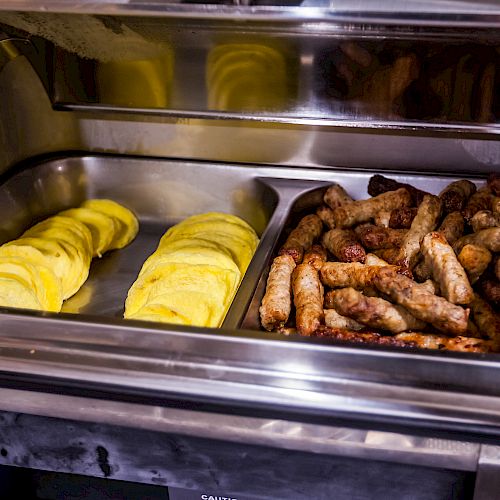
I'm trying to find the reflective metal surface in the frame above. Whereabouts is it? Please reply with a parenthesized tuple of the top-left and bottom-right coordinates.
(0, 155, 498, 441)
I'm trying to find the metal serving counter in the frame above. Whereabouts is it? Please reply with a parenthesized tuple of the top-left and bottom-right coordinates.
(0, 0, 498, 498)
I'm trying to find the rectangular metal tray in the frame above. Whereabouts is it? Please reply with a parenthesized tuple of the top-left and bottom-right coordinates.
(1, 154, 500, 441)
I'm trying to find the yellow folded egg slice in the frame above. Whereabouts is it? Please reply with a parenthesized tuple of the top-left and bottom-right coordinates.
(59, 207, 117, 257)
(0, 272, 42, 311)
(81, 199, 138, 250)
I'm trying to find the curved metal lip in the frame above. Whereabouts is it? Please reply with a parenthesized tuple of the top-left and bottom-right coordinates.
(1, 1, 500, 28)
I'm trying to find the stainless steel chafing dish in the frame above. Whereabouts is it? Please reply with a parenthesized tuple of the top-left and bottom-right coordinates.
(0, 1, 499, 498)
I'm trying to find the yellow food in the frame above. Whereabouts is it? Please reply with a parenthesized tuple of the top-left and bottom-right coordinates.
(125, 212, 259, 328)
(81, 199, 139, 250)
(0, 198, 137, 312)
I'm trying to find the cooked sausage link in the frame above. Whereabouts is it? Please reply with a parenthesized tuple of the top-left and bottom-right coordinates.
(322, 229, 366, 263)
(488, 173, 500, 197)
(292, 263, 324, 336)
(320, 262, 402, 289)
(316, 205, 336, 230)
(332, 188, 412, 229)
(365, 253, 390, 266)
(367, 174, 429, 206)
(374, 211, 391, 228)
(259, 254, 296, 331)
(438, 212, 465, 246)
(421, 232, 473, 305)
(439, 180, 477, 214)
(331, 287, 427, 333)
(324, 308, 365, 331)
(477, 276, 500, 306)
(462, 187, 493, 222)
(454, 227, 500, 254)
(470, 293, 500, 342)
(373, 267, 470, 335)
(389, 207, 418, 229)
(323, 184, 354, 210)
(312, 327, 493, 352)
(471, 210, 500, 232)
(457, 244, 492, 284)
(279, 214, 323, 264)
(355, 224, 407, 250)
(303, 244, 327, 272)
(394, 194, 442, 268)
(394, 333, 493, 353)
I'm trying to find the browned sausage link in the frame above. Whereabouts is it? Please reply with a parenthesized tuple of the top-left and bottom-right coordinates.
(493, 197, 500, 215)
(324, 308, 365, 331)
(389, 207, 418, 229)
(457, 244, 492, 284)
(477, 276, 500, 306)
(470, 293, 500, 342)
(373, 267, 469, 335)
(454, 228, 500, 254)
(303, 244, 327, 272)
(462, 187, 493, 223)
(331, 287, 427, 333)
(488, 173, 500, 197)
(322, 229, 366, 263)
(394, 333, 493, 353)
(394, 194, 442, 269)
(312, 327, 493, 352)
(421, 232, 473, 305)
(320, 262, 401, 289)
(316, 205, 336, 230)
(439, 179, 477, 214)
(323, 184, 354, 210)
(374, 211, 391, 227)
(471, 210, 500, 232)
(365, 253, 390, 266)
(367, 175, 429, 206)
(438, 211, 465, 246)
(259, 254, 296, 331)
(354, 224, 407, 250)
(332, 188, 412, 229)
(279, 214, 323, 264)
(292, 263, 324, 336)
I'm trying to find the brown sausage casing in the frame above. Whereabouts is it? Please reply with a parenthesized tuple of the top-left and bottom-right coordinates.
(279, 214, 323, 264)
(322, 229, 366, 263)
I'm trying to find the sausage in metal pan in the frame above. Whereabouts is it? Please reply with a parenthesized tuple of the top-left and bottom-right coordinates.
(454, 227, 500, 254)
(439, 179, 477, 214)
(323, 184, 354, 210)
(302, 244, 327, 272)
(462, 187, 493, 223)
(367, 174, 429, 206)
(488, 173, 500, 197)
(320, 262, 402, 289)
(373, 267, 470, 335)
(331, 287, 427, 333)
(312, 327, 492, 353)
(279, 214, 323, 264)
(354, 224, 407, 250)
(438, 211, 465, 246)
(457, 244, 492, 284)
(259, 254, 296, 331)
(292, 263, 324, 336)
(469, 293, 500, 343)
(389, 207, 418, 229)
(332, 188, 412, 228)
(322, 229, 366, 262)
(477, 275, 500, 306)
(421, 232, 473, 305)
(470, 210, 500, 232)
(316, 205, 336, 230)
(324, 308, 364, 331)
(394, 194, 442, 268)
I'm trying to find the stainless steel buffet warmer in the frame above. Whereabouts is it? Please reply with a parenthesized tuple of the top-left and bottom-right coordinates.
(0, 1, 498, 498)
